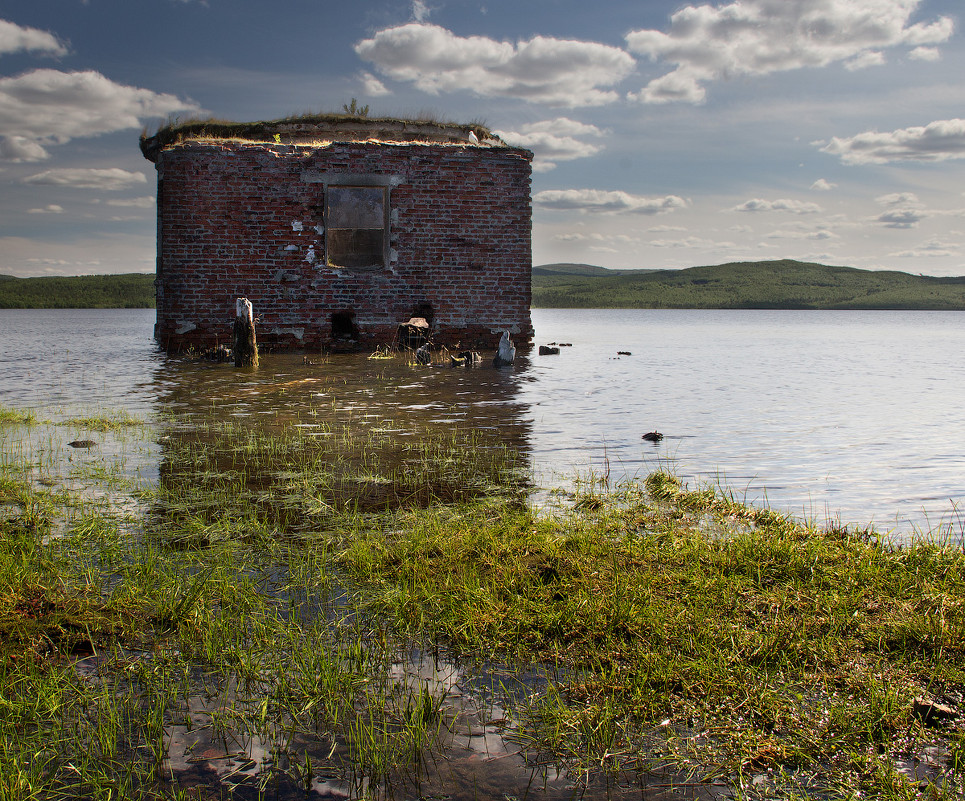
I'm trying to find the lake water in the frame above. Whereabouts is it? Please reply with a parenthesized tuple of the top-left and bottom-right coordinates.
(2, 307, 963, 538)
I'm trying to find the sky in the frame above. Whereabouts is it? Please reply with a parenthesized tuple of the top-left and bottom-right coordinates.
(1, 0, 964, 278)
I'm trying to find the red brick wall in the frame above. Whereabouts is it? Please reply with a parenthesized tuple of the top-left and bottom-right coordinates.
(153, 140, 533, 353)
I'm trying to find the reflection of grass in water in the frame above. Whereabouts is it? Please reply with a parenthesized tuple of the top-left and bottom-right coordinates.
(4, 402, 965, 800)
(0, 404, 522, 800)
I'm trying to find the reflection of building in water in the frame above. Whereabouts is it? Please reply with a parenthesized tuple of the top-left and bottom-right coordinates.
(151, 353, 536, 512)
(141, 116, 533, 354)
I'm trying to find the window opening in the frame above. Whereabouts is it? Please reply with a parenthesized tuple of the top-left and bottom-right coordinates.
(326, 185, 387, 269)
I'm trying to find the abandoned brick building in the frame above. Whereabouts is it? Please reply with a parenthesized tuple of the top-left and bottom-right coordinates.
(140, 116, 534, 353)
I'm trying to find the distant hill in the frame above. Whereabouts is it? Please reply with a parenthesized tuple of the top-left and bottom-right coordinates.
(533, 263, 657, 277)
(2, 261, 962, 312)
(532, 259, 965, 310)
(0, 273, 155, 309)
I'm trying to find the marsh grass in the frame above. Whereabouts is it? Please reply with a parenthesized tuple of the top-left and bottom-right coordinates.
(3, 402, 965, 799)
(337, 473, 965, 798)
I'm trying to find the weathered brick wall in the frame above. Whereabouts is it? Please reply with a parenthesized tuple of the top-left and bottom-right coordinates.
(153, 140, 533, 352)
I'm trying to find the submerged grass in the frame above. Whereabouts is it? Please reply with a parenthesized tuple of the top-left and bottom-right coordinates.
(1, 403, 964, 799)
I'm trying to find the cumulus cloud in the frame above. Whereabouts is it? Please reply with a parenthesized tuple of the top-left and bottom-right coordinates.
(27, 204, 63, 214)
(495, 118, 605, 171)
(23, 168, 147, 191)
(0, 69, 198, 161)
(625, 0, 953, 104)
(354, 23, 635, 106)
(821, 118, 965, 164)
(411, 0, 430, 22)
(766, 228, 838, 240)
(731, 198, 823, 214)
(844, 50, 884, 71)
(909, 46, 940, 61)
(105, 196, 155, 208)
(810, 178, 837, 191)
(876, 191, 922, 207)
(876, 208, 924, 228)
(535, 189, 687, 214)
(0, 134, 48, 162)
(891, 239, 959, 258)
(0, 18, 67, 57)
(359, 71, 390, 96)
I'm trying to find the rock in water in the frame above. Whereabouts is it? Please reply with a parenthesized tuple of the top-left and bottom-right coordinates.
(642, 431, 664, 442)
(493, 331, 516, 367)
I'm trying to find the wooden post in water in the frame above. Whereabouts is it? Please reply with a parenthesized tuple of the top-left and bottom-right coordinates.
(233, 297, 258, 368)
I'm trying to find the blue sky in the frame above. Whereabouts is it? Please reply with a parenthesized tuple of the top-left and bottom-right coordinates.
(1, 0, 963, 277)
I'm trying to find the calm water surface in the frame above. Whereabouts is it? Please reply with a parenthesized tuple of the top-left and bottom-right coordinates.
(2, 307, 963, 538)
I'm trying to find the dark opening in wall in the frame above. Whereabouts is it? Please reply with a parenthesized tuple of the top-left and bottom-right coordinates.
(326, 186, 387, 269)
(410, 302, 434, 327)
(331, 311, 359, 341)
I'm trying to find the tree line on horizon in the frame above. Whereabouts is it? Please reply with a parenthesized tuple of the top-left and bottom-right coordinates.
(2, 260, 965, 311)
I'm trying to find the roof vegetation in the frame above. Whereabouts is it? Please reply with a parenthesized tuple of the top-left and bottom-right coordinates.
(140, 108, 500, 162)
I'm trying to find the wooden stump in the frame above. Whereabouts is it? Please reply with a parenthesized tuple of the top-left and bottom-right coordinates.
(233, 297, 259, 368)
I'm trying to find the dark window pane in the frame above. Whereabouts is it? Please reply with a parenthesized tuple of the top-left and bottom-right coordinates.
(326, 186, 386, 268)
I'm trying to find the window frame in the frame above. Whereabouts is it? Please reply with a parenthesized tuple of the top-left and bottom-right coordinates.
(301, 172, 397, 271)
(324, 184, 389, 270)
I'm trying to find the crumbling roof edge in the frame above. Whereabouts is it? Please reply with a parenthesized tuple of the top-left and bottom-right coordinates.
(140, 114, 511, 163)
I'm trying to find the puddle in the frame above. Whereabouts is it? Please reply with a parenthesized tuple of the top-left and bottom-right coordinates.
(140, 648, 729, 801)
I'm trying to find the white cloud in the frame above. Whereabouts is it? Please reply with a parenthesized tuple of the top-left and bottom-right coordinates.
(876, 208, 925, 228)
(23, 168, 147, 190)
(354, 23, 635, 106)
(649, 236, 738, 249)
(0, 134, 48, 162)
(766, 228, 838, 240)
(811, 178, 837, 191)
(626, 0, 953, 104)
(876, 191, 922, 207)
(27, 204, 63, 214)
(0, 18, 67, 57)
(411, 0, 430, 22)
(731, 198, 823, 214)
(844, 50, 885, 70)
(535, 189, 687, 214)
(822, 118, 965, 164)
(909, 46, 940, 61)
(891, 238, 960, 258)
(359, 71, 390, 97)
(0, 69, 198, 161)
(105, 196, 155, 208)
(495, 118, 605, 171)
(648, 224, 687, 233)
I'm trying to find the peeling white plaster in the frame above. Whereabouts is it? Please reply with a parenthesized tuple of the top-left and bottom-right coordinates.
(270, 327, 305, 341)
(305, 245, 317, 264)
(314, 225, 324, 235)
(292, 221, 304, 232)
(389, 248, 399, 263)
(285, 244, 298, 251)
(175, 321, 197, 335)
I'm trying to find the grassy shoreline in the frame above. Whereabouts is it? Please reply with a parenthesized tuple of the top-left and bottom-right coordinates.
(2, 403, 964, 799)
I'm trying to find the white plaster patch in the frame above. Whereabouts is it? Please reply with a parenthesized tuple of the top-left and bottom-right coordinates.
(285, 244, 299, 251)
(270, 327, 305, 341)
(292, 221, 304, 231)
(314, 225, 324, 235)
(175, 321, 197, 335)
(305, 245, 317, 264)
